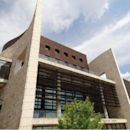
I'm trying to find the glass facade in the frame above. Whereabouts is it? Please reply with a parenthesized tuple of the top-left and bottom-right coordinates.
(34, 65, 119, 118)
(0, 60, 11, 80)
(34, 85, 57, 118)
(60, 89, 84, 112)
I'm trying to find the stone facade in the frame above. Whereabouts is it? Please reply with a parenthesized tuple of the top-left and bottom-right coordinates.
(0, 0, 43, 129)
(89, 49, 130, 128)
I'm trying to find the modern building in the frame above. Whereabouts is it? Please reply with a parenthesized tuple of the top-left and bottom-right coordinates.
(0, 0, 130, 129)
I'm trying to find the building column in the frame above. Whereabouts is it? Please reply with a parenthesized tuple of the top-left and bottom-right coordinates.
(56, 72, 61, 117)
(100, 86, 109, 118)
(18, 0, 43, 129)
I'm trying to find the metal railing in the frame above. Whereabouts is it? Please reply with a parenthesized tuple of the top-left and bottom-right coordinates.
(34, 110, 57, 118)
(39, 55, 115, 82)
(39, 55, 97, 74)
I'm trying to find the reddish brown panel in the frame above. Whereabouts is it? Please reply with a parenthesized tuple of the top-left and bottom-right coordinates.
(40, 37, 89, 69)
(2, 34, 89, 69)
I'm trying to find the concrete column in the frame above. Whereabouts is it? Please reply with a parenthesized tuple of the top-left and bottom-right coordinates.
(100, 86, 109, 118)
(56, 72, 61, 117)
(18, 0, 43, 129)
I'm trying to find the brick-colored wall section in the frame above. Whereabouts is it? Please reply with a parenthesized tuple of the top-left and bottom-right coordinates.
(89, 49, 130, 128)
(40, 37, 88, 69)
(124, 79, 130, 98)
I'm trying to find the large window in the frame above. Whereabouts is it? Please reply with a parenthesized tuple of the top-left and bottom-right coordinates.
(0, 60, 11, 79)
(34, 67, 57, 118)
(34, 86, 57, 118)
(34, 66, 119, 118)
(60, 89, 84, 112)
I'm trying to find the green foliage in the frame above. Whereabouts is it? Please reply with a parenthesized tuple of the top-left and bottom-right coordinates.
(57, 99, 103, 129)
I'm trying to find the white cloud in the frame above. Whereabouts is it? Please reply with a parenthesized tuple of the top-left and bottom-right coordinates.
(0, 0, 109, 51)
(0, 0, 129, 75)
(122, 72, 130, 81)
(75, 12, 130, 67)
(0, 0, 129, 71)
(43, 0, 109, 33)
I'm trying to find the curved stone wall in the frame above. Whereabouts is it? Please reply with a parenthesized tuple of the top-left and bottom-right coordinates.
(89, 49, 130, 128)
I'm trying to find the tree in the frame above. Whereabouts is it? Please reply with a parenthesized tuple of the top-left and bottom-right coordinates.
(57, 99, 103, 129)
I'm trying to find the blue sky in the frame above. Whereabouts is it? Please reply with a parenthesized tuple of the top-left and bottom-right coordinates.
(0, 0, 130, 80)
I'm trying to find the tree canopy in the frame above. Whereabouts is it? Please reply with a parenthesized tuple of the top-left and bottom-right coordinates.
(57, 99, 103, 129)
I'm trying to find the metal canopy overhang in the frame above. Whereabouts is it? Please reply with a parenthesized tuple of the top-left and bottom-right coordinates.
(39, 57, 116, 85)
